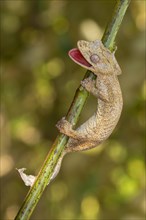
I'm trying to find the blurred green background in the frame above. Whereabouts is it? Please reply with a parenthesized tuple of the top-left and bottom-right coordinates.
(0, 1, 145, 220)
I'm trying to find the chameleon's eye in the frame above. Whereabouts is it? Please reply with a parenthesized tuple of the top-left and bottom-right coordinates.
(90, 54, 100, 64)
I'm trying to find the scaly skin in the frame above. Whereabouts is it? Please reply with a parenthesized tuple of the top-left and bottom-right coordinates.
(56, 40, 123, 152)
(50, 40, 123, 180)
(17, 40, 123, 185)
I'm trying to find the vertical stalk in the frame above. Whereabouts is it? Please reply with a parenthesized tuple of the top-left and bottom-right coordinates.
(14, 0, 131, 219)
(102, 0, 131, 50)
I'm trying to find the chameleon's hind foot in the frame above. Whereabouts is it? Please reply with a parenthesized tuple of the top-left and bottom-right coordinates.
(56, 117, 73, 136)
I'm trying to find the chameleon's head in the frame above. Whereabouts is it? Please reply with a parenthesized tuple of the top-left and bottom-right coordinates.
(68, 40, 121, 75)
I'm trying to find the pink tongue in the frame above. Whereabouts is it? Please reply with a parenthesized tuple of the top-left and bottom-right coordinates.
(68, 48, 91, 67)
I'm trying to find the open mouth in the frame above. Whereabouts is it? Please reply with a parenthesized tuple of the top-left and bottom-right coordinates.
(68, 48, 92, 68)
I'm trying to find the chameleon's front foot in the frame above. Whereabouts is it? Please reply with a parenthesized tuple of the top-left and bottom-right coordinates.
(56, 117, 73, 136)
(81, 78, 95, 90)
(81, 78, 98, 97)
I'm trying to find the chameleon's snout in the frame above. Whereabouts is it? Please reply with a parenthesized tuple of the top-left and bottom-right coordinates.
(68, 48, 92, 68)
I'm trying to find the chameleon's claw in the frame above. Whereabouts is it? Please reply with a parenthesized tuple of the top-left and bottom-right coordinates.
(56, 117, 73, 135)
(81, 78, 95, 92)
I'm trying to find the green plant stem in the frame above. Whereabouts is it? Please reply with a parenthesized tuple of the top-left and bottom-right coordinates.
(14, 0, 131, 219)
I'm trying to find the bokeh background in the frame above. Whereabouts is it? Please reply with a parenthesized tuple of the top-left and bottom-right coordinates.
(1, 1, 145, 220)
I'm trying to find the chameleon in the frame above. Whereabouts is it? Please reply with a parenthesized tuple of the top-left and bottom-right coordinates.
(56, 39, 123, 152)
(17, 40, 123, 186)
(50, 39, 123, 180)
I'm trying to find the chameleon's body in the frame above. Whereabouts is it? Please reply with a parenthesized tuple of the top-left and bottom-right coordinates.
(51, 40, 123, 180)
(57, 40, 123, 153)
(17, 40, 123, 185)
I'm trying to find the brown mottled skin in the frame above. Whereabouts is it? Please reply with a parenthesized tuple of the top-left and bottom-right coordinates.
(17, 40, 123, 186)
(56, 40, 123, 152)
(50, 40, 123, 180)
